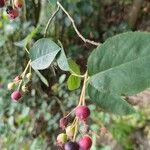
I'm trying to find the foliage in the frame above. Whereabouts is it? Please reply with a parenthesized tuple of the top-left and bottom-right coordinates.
(0, 0, 150, 149)
(88, 32, 150, 115)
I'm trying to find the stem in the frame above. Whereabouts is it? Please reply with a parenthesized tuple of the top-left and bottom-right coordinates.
(12, 0, 14, 8)
(21, 60, 31, 77)
(65, 107, 76, 118)
(29, 65, 31, 73)
(18, 60, 31, 90)
(71, 73, 85, 78)
(72, 118, 77, 127)
(23, 0, 27, 21)
(25, 47, 29, 54)
(73, 118, 79, 141)
(57, 1, 100, 46)
(78, 71, 88, 106)
(44, 5, 60, 37)
(52, 96, 66, 116)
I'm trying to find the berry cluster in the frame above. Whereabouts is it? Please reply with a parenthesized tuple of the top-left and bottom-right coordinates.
(57, 105, 92, 150)
(7, 73, 31, 102)
(0, 0, 23, 19)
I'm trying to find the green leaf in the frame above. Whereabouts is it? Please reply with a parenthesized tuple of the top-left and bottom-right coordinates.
(67, 75, 81, 90)
(34, 70, 49, 87)
(29, 38, 61, 70)
(68, 59, 80, 75)
(88, 32, 150, 115)
(88, 84, 135, 115)
(57, 41, 69, 71)
(56, 42, 81, 90)
(67, 59, 81, 90)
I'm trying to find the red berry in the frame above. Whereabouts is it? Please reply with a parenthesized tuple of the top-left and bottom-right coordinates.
(59, 117, 69, 130)
(65, 141, 79, 150)
(11, 91, 22, 102)
(0, 0, 5, 8)
(78, 136, 92, 150)
(75, 106, 90, 121)
(14, 0, 23, 8)
(8, 9, 19, 19)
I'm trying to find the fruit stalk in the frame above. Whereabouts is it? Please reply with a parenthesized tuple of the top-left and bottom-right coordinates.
(78, 71, 88, 106)
(18, 60, 31, 90)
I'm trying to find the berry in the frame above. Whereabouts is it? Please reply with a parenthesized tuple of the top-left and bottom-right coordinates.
(0, 0, 5, 8)
(6, 6, 13, 14)
(7, 82, 15, 90)
(75, 106, 90, 121)
(26, 73, 32, 80)
(8, 9, 19, 19)
(64, 141, 79, 150)
(60, 117, 69, 130)
(21, 85, 28, 92)
(78, 136, 92, 150)
(57, 133, 68, 146)
(14, 0, 23, 8)
(13, 75, 22, 82)
(11, 91, 22, 102)
(66, 125, 75, 138)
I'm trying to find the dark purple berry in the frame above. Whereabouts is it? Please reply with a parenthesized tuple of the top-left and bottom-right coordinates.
(59, 117, 69, 130)
(64, 141, 79, 150)
(0, 0, 5, 8)
(6, 6, 13, 14)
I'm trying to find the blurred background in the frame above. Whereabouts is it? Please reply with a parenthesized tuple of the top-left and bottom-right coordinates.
(0, 0, 150, 149)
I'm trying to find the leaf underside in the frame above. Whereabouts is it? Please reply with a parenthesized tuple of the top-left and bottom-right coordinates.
(30, 38, 61, 70)
(57, 44, 70, 71)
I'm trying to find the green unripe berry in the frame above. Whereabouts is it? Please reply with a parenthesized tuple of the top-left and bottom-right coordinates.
(66, 125, 75, 138)
(26, 73, 32, 80)
(7, 82, 15, 90)
(21, 85, 28, 92)
(57, 133, 68, 145)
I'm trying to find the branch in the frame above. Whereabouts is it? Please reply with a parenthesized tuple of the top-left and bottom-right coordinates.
(128, 0, 143, 29)
(57, 1, 100, 46)
(44, 5, 60, 37)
